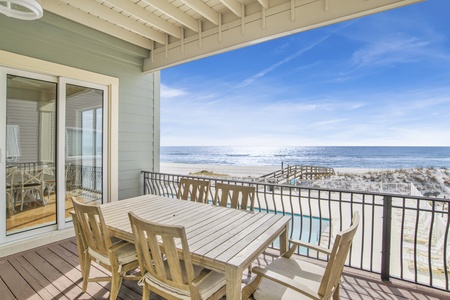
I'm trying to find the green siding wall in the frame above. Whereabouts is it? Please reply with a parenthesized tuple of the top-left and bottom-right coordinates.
(0, 12, 159, 200)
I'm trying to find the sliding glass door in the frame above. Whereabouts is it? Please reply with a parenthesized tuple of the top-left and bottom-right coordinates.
(65, 83, 104, 219)
(4, 73, 57, 235)
(1, 68, 108, 239)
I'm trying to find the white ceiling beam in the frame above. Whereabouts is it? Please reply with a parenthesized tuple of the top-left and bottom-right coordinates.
(220, 0, 243, 17)
(140, 0, 199, 32)
(258, 0, 270, 10)
(144, 0, 423, 72)
(41, 0, 154, 49)
(103, 0, 181, 39)
(52, 0, 166, 44)
(180, 0, 219, 25)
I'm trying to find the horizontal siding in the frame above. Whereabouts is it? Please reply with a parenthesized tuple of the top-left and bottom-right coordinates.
(0, 12, 159, 201)
(119, 141, 153, 152)
(6, 99, 39, 163)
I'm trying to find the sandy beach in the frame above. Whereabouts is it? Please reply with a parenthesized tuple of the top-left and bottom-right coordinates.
(160, 162, 450, 198)
(160, 162, 372, 177)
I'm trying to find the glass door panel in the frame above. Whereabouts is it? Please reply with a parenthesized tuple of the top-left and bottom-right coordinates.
(5, 75, 57, 235)
(65, 83, 103, 218)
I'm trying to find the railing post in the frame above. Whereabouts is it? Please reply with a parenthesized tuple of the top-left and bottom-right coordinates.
(381, 195, 392, 282)
(141, 171, 148, 195)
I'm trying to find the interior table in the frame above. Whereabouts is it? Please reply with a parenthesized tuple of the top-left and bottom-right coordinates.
(100, 194, 291, 300)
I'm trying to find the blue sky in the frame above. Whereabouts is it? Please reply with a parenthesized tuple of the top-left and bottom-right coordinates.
(160, 0, 450, 147)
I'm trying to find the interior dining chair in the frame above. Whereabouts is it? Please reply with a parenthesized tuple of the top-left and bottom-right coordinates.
(213, 182, 256, 211)
(42, 164, 56, 202)
(177, 177, 211, 203)
(128, 212, 226, 300)
(19, 169, 45, 210)
(6, 167, 17, 215)
(242, 212, 360, 300)
(71, 197, 139, 300)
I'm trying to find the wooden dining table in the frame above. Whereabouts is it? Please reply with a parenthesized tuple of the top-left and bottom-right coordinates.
(100, 194, 291, 300)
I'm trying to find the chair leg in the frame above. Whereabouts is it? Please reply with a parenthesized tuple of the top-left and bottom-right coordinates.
(333, 283, 340, 300)
(142, 283, 150, 300)
(109, 272, 123, 300)
(81, 259, 91, 292)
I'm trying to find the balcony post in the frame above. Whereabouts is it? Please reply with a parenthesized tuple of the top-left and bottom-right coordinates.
(381, 195, 392, 282)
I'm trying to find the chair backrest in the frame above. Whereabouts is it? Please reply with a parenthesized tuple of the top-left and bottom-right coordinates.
(318, 212, 359, 299)
(129, 212, 195, 295)
(22, 170, 44, 187)
(6, 166, 17, 185)
(71, 197, 112, 257)
(177, 178, 210, 203)
(6, 167, 17, 195)
(213, 183, 255, 211)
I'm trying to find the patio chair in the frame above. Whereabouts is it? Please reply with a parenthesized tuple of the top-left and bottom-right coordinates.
(405, 233, 447, 258)
(404, 250, 450, 272)
(128, 212, 226, 300)
(213, 182, 256, 273)
(71, 197, 139, 300)
(242, 212, 360, 300)
(401, 213, 433, 244)
(213, 182, 255, 211)
(177, 178, 210, 203)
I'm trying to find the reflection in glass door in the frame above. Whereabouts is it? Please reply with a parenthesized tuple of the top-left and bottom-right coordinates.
(5, 75, 57, 235)
(65, 83, 103, 217)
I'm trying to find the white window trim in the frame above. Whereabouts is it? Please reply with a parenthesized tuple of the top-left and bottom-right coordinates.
(0, 51, 118, 245)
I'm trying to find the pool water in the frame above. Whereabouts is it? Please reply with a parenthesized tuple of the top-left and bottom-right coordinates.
(257, 209, 330, 254)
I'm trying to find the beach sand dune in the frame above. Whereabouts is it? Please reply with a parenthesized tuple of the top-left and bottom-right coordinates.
(160, 163, 450, 198)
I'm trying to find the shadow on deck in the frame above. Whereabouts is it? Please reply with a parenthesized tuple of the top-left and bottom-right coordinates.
(0, 237, 447, 299)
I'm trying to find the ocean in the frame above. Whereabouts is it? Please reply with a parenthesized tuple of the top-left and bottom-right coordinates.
(160, 146, 450, 169)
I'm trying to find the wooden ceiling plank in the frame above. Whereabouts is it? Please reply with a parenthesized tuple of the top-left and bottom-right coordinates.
(257, 0, 270, 9)
(42, 0, 153, 49)
(54, 0, 166, 44)
(180, 0, 219, 25)
(220, 0, 242, 17)
(103, 0, 181, 38)
(140, 0, 199, 32)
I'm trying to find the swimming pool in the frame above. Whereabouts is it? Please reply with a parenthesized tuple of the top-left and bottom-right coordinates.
(257, 209, 330, 254)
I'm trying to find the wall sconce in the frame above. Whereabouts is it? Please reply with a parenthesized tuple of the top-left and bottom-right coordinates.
(0, 0, 43, 20)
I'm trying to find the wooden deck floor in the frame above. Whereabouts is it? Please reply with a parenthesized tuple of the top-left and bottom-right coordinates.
(0, 237, 448, 300)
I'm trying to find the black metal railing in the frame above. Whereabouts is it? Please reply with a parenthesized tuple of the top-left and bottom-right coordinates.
(142, 170, 450, 292)
(66, 164, 103, 201)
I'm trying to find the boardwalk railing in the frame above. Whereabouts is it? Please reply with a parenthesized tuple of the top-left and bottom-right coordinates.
(142, 171, 450, 292)
(260, 165, 335, 183)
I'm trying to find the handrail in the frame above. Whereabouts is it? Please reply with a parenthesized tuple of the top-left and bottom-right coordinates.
(142, 170, 450, 292)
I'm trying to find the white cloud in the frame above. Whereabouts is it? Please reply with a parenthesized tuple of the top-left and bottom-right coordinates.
(238, 34, 333, 87)
(161, 84, 187, 98)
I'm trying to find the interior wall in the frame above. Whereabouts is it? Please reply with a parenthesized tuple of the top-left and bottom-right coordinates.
(0, 12, 159, 200)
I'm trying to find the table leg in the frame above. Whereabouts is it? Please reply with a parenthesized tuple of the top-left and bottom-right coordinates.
(226, 265, 242, 300)
(279, 223, 289, 255)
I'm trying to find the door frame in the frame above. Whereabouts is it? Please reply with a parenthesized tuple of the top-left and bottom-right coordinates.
(0, 51, 118, 245)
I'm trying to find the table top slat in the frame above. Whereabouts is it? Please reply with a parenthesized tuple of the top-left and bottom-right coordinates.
(100, 195, 290, 271)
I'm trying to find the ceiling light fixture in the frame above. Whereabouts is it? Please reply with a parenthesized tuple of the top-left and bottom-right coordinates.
(0, 0, 43, 20)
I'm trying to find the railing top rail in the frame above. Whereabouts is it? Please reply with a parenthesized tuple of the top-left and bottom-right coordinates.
(141, 170, 450, 203)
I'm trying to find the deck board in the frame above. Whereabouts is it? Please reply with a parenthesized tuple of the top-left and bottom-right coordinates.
(0, 237, 448, 300)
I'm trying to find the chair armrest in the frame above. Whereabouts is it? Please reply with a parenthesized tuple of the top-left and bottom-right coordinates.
(191, 268, 212, 288)
(289, 239, 332, 255)
(252, 266, 320, 300)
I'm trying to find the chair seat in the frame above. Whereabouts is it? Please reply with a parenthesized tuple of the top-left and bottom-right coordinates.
(88, 241, 137, 267)
(140, 262, 226, 300)
(253, 257, 324, 300)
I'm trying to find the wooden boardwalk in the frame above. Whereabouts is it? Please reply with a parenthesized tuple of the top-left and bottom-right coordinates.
(0, 237, 448, 300)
